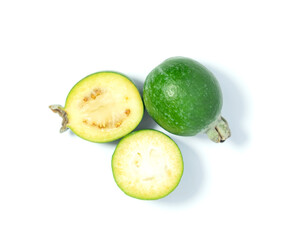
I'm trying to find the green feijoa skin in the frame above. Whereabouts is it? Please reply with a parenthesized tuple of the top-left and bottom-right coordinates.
(112, 130, 183, 200)
(49, 72, 144, 143)
(143, 56, 231, 143)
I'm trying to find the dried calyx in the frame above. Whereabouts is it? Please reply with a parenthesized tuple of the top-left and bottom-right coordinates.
(205, 116, 231, 143)
(49, 105, 69, 133)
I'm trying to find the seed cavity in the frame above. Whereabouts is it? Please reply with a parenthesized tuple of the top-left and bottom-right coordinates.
(94, 88, 102, 96)
(91, 93, 96, 99)
(82, 87, 103, 104)
(98, 123, 107, 128)
(80, 88, 132, 130)
(125, 109, 130, 116)
(134, 160, 140, 167)
(134, 152, 142, 168)
(82, 120, 111, 129)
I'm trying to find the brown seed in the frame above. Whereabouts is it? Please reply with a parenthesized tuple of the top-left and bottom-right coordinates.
(83, 97, 88, 102)
(115, 122, 122, 128)
(91, 93, 96, 99)
(91, 122, 97, 127)
(83, 120, 88, 124)
(98, 123, 107, 128)
(125, 109, 130, 116)
(94, 88, 102, 96)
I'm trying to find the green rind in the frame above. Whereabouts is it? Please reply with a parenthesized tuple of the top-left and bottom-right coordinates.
(143, 57, 223, 136)
(111, 129, 184, 200)
(65, 71, 144, 143)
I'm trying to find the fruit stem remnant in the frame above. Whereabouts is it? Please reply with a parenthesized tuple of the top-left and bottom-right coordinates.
(205, 116, 231, 143)
(49, 104, 69, 133)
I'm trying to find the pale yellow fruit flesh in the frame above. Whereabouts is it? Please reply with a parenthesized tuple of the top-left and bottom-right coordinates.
(65, 72, 144, 142)
(112, 130, 183, 200)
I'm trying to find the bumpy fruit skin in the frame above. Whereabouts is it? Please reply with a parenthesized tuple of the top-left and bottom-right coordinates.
(143, 57, 223, 136)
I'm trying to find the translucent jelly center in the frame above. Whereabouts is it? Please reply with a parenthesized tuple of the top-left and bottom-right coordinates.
(79, 88, 131, 130)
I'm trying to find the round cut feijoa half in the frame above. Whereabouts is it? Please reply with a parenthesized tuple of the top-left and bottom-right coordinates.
(143, 56, 231, 143)
(112, 130, 183, 200)
(50, 72, 144, 142)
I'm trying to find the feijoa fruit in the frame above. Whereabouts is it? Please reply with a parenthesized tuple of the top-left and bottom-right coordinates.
(112, 130, 183, 200)
(143, 57, 231, 143)
(50, 72, 144, 143)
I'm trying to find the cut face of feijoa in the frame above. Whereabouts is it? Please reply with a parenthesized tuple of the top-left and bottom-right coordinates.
(112, 130, 183, 200)
(50, 72, 144, 143)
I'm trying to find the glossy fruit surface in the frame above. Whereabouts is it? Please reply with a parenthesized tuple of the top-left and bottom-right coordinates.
(112, 130, 183, 200)
(50, 72, 144, 142)
(143, 56, 230, 142)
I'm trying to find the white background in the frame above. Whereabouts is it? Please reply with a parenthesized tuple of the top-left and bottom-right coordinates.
(1, 0, 293, 239)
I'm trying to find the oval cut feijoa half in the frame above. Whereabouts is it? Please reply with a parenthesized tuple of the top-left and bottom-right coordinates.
(50, 72, 144, 143)
(112, 130, 183, 200)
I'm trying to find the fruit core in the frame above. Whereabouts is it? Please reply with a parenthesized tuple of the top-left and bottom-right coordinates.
(78, 87, 131, 130)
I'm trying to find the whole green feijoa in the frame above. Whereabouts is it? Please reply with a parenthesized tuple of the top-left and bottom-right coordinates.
(143, 56, 231, 143)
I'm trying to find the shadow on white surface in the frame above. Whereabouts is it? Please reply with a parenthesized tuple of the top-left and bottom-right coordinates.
(130, 77, 144, 96)
(135, 110, 158, 131)
(126, 76, 159, 131)
(206, 65, 249, 146)
(156, 140, 204, 204)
